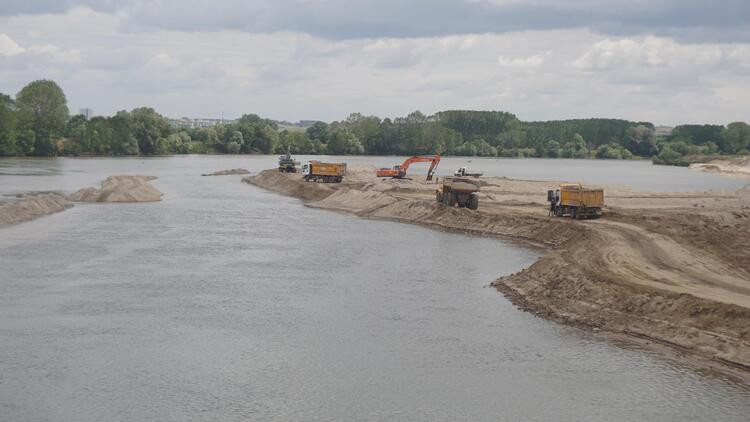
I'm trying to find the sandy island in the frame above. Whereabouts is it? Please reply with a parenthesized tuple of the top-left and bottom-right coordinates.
(245, 166, 750, 378)
(201, 168, 250, 176)
(0, 175, 162, 225)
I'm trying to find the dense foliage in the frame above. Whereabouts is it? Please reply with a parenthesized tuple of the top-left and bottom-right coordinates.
(1, 80, 748, 164)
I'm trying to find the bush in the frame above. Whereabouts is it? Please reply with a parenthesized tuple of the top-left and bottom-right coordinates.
(595, 144, 621, 159)
(226, 141, 241, 154)
(652, 145, 689, 166)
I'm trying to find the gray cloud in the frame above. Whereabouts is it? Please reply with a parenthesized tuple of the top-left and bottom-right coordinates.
(1, 6, 748, 125)
(2, 0, 749, 42)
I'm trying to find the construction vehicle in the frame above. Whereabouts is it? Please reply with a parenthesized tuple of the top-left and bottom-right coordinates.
(376, 155, 440, 181)
(436, 176, 480, 210)
(302, 161, 346, 183)
(278, 149, 298, 173)
(454, 167, 483, 177)
(547, 183, 603, 219)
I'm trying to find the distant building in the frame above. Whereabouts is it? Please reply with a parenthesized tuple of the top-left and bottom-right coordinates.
(168, 117, 238, 129)
(297, 120, 319, 128)
(79, 108, 94, 119)
(654, 126, 674, 137)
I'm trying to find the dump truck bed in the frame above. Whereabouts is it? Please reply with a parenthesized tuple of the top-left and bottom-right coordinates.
(442, 177, 480, 193)
(310, 162, 346, 177)
(560, 184, 604, 208)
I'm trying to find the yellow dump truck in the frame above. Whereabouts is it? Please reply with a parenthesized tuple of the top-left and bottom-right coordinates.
(548, 183, 603, 219)
(302, 161, 346, 183)
(436, 176, 480, 210)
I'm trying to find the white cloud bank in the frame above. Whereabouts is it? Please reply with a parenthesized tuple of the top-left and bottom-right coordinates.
(0, 5, 748, 125)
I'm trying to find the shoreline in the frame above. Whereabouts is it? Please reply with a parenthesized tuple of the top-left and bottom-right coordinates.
(689, 156, 750, 179)
(244, 166, 750, 382)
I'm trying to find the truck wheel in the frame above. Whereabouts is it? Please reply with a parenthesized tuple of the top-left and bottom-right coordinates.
(448, 193, 457, 207)
(468, 194, 478, 210)
(571, 208, 578, 219)
(436, 191, 442, 203)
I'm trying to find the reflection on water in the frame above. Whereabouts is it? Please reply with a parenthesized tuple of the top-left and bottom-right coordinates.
(0, 157, 748, 421)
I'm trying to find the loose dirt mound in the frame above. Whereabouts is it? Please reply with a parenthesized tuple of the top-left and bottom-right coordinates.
(202, 168, 250, 176)
(244, 171, 336, 201)
(245, 168, 750, 378)
(69, 176, 162, 203)
(0, 194, 71, 225)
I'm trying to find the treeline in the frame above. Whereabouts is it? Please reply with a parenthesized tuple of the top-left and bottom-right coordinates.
(652, 123, 750, 166)
(1, 79, 748, 163)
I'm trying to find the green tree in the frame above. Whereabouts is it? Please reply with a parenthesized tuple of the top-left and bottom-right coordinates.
(306, 121, 329, 142)
(228, 131, 244, 153)
(110, 111, 139, 155)
(130, 107, 170, 154)
(624, 124, 656, 156)
(15, 80, 69, 156)
(251, 124, 279, 154)
(724, 122, 750, 154)
(545, 140, 560, 157)
(595, 144, 622, 159)
(0, 93, 18, 156)
(345, 113, 381, 154)
(326, 127, 363, 154)
(226, 141, 241, 154)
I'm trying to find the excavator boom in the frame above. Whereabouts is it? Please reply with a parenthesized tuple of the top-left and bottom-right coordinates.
(376, 155, 441, 180)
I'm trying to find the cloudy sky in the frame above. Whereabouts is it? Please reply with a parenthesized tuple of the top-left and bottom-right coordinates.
(0, 1, 748, 125)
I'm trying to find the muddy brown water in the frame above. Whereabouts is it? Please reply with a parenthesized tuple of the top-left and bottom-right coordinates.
(1, 157, 749, 421)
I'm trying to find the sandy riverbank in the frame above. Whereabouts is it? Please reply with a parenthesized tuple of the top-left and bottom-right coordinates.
(1, 176, 162, 225)
(245, 166, 750, 378)
(690, 156, 750, 179)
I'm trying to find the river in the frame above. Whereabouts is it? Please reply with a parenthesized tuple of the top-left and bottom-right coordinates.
(1, 156, 748, 421)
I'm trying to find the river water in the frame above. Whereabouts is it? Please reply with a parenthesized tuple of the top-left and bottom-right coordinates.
(1, 156, 748, 421)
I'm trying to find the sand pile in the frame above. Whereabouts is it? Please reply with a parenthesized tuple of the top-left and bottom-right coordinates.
(69, 176, 162, 203)
(0, 194, 71, 225)
(311, 188, 399, 214)
(202, 168, 250, 176)
(243, 171, 336, 201)
(245, 168, 750, 378)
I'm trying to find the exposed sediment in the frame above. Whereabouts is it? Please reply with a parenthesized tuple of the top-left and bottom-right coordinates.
(0, 194, 72, 225)
(68, 175, 162, 203)
(690, 156, 750, 179)
(201, 168, 250, 176)
(244, 166, 750, 378)
(1, 176, 162, 225)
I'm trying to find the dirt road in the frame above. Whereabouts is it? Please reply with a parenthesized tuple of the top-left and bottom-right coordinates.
(245, 166, 750, 377)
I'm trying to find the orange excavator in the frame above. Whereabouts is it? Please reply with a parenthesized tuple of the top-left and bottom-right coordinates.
(376, 155, 441, 181)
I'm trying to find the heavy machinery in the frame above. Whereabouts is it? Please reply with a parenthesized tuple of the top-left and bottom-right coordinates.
(454, 167, 483, 177)
(278, 149, 298, 173)
(548, 183, 603, 219)
(376, 155, 440, 181)
(302, 161, 346, 183)
(436, 176, 480, 210)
